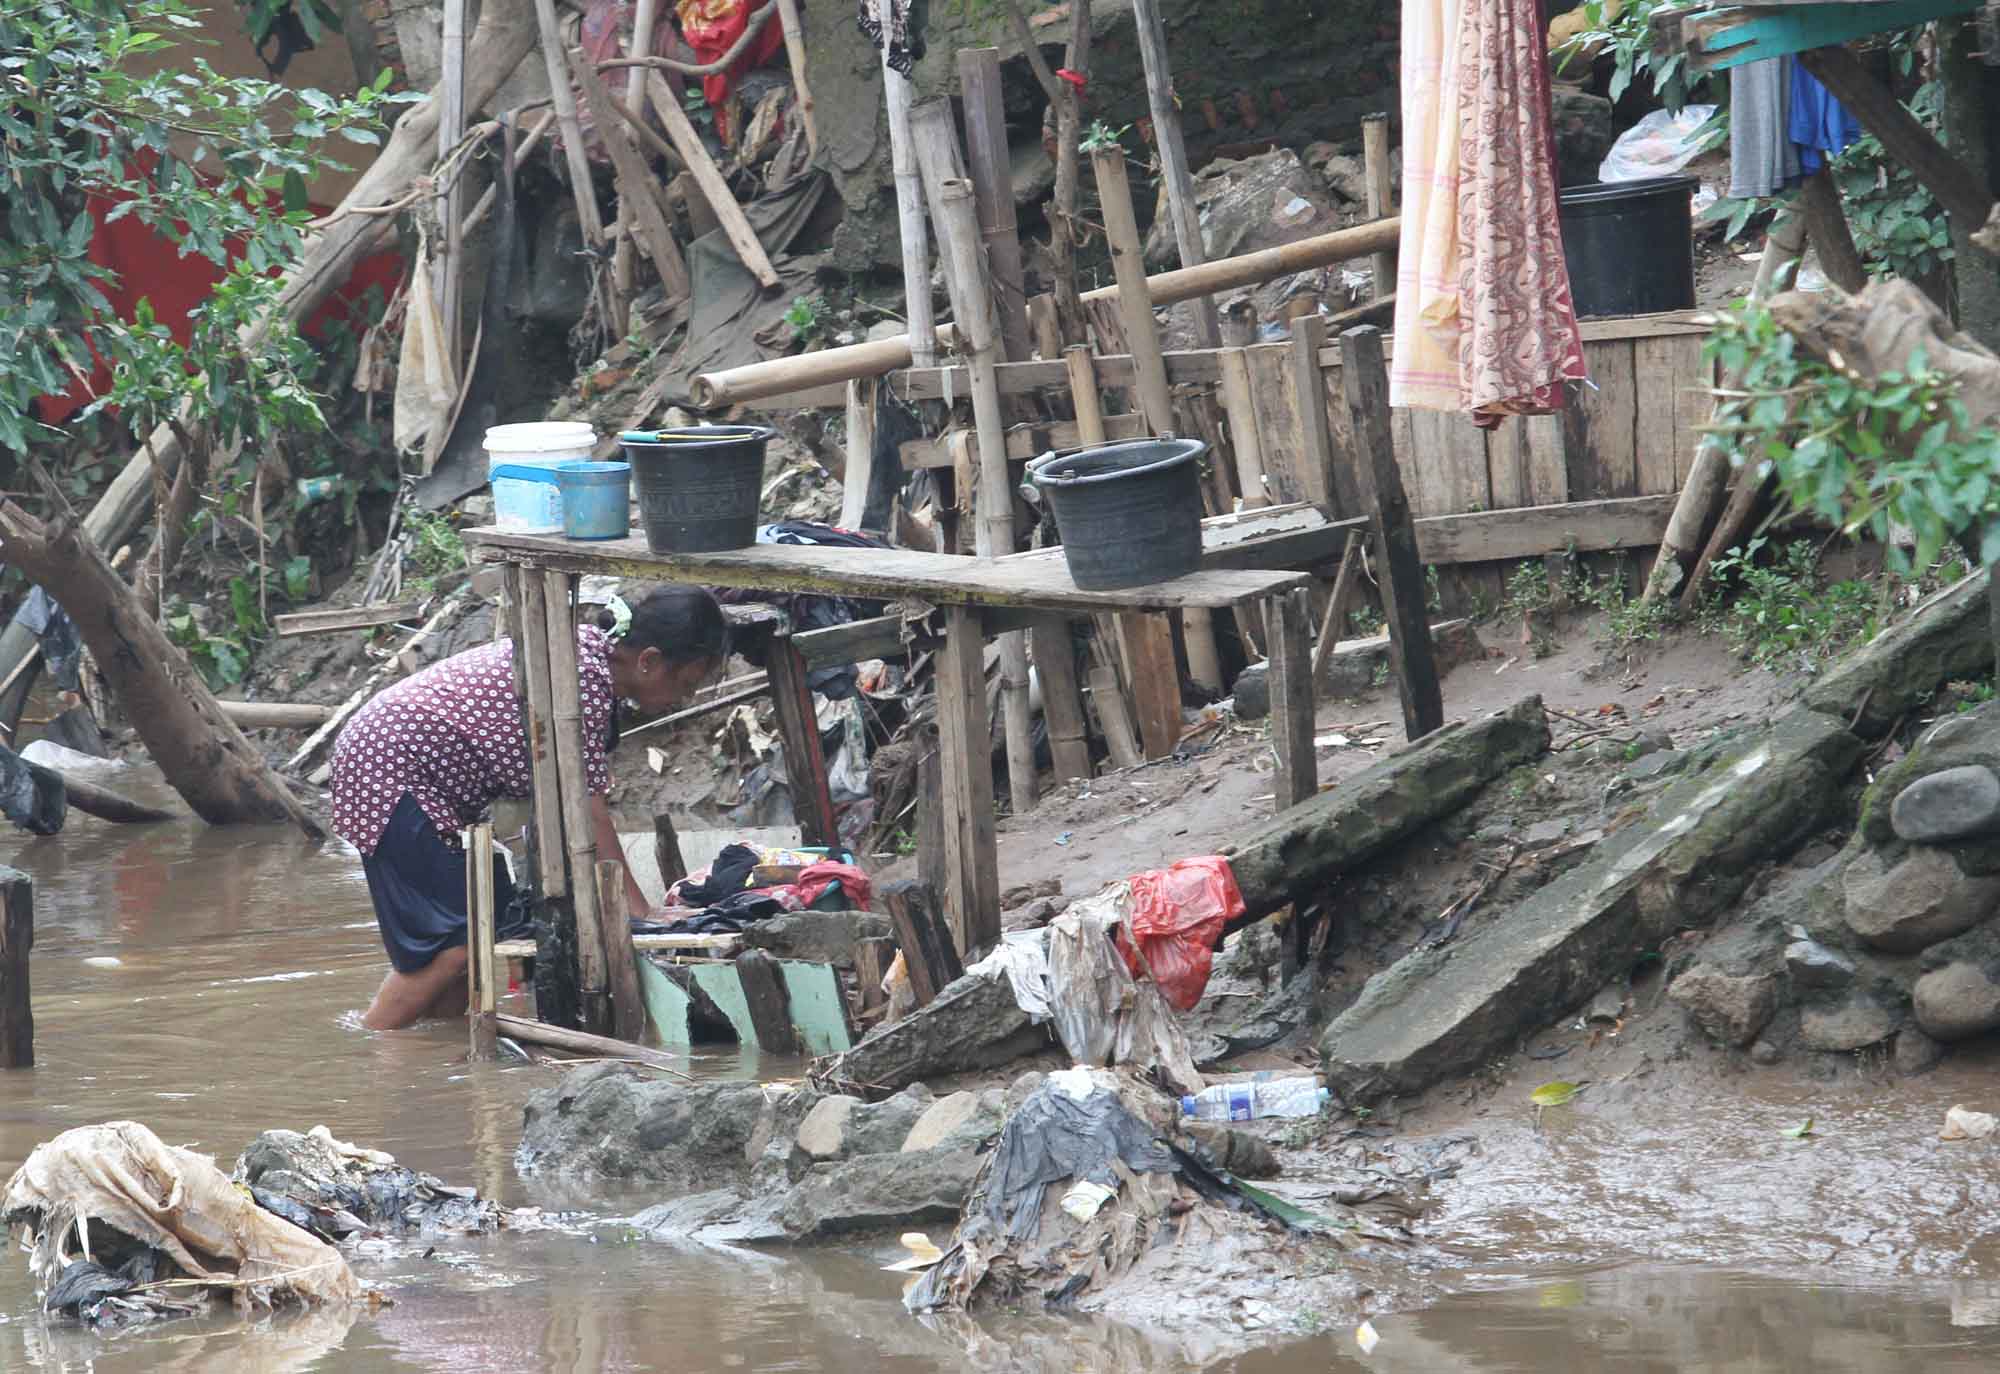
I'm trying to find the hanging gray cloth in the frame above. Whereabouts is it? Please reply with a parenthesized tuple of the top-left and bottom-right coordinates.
(1729, 56, 1800, 200)
(857, 0, 928, 76)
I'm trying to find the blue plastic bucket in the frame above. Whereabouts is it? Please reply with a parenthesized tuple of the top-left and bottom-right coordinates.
(557, 462, 631, 540)
(489, 463, 565, 532)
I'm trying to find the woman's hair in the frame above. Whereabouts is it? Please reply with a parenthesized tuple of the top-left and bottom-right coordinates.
(598, 585, 728, 663)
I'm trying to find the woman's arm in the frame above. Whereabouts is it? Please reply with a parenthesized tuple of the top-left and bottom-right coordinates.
(590, 793, 652, 916)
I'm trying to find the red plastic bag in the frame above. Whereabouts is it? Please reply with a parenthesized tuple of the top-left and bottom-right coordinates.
(796, 861, 873, 912)
(676, 0, 785, 126)
(1115, 856, 1245, 1011)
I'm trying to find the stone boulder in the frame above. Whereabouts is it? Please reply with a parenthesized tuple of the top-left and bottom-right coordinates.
(1668, 967, 1779, 1047)
(1798, 989, 1900, 1052)
(795, 1085, 935, 1161)
(1181, 1123, 1280, 1180)
(741, 911, 893, 966)
(775, 1149, 985, 1240)
(1842, 845, 2000, 954)
(902, 1090, 1007, 1155)
(1891, 764, 2000, 844)
(516, 1064, 810, 1187)
(1143, 148, 1338, 272)
(1894, 1025, 1946, 1074)
(1912, 961, 2000, 1041)
(1784, 938, 1855, 989)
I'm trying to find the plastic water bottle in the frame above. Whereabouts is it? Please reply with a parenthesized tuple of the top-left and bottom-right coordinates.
(1180, 1075, 1329, 1122)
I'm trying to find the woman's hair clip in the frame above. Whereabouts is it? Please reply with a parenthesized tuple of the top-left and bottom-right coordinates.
(604, 593, 634, 641)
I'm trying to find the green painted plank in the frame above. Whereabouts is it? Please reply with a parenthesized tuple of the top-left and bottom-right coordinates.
(637, 957, 692, 1047)
(689, 963, 760, 1045)
(779, 961, 854, 1057)
(1693, 0, 1978, 70)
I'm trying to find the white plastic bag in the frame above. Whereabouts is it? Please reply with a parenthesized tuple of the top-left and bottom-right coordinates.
(1597, 105, 1717, 183)
(392, 234, 458, 463)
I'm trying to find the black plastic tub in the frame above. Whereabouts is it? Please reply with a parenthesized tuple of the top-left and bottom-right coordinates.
(1558, 174, 1698, 318)
(619, 424, 774, 553)
(1025, 438, 1206, 591)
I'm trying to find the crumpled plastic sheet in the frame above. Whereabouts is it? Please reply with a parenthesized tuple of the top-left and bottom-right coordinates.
(1044, 888, 1204, 1096)
(980, 1074, 1172, 1244)
(0, 741, 66, 836)
(2, 1122, 359, 1320)
(965, 929, 1054, 1020)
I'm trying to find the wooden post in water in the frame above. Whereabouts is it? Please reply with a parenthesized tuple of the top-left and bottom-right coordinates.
(466, 823, 498, 1062)
(0, 867, 29, 1069)
(766, 632, 839, 847)
(595, 860, 647, 1044)
(543, 571, 609, 1032)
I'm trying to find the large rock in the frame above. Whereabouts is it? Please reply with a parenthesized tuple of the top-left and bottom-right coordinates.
(741, 911, 893, 966)
(1320, 707, 1863, 1099)
(1182, 1123, 1280, 1180)
(1784, 938, 1856, 989)
(1805, 569, 1991, 738)
(516, 1064, 807, 1186)
(775, 1149, 984, 1240)
(1668, 967, 1778, 1047)
(796, 1085, 934, 1160)
(1842, 846, 2000, 954)
(902, 1090, 1006, 1154)
(1912, 962, 2000, 1041)
(1891, 764, 2000, 844)
(1799, 990, 1900, 1051)
(1225, 696, 1550, 920)
(1142, 148, 1338, 271)
(820, 968, 1050, 1096)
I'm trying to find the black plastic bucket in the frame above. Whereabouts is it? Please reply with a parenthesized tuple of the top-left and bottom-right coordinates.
(1558, 174, 1698, 318)
(620, 424, 773, 554)
(1025, 438, 1206, 591)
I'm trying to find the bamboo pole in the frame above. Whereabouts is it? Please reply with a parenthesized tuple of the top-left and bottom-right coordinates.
(217, 702, 335, 730)
(1130, 0, 1219, 347)
(462, 110, 555, 237)
(466, 821, 498, 1062)
(1642, 211, 1807, 606)
(932, 177, 1038, 815)
(595, 860, 647, 1044)
(543, 571, 607, 1031)
(640, 74, 781, 289)
(689, 217, 1401, 408)
(1362, 113, 1395, 302)
(1217, 347, 1270, 508)
(514, 571, 568, 898)
(878, 0, 936, 368)
(438, 0, 468, 362)
(531, 0, 617, 331)
(573, 53, 691, 299)
(496, 1013, 691, 1073)
(1089, 145, 1175, 432)
(775, 0, 818, 154)
(956, 48, 1031, 363)
(840, 376, 878, 531)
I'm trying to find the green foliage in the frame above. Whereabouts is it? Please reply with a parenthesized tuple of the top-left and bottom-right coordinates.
(783, 294, 830, 347)
(403, 508, 468, 594)
(0, 0, 412, 453)
(1704, 537, 1881, 671)
(1827, 82, 1953, 283)
(1078, 120, 1129, 153)
(1568, 553, 1670, 649)
(1347, 604, 1385, 638)
(1704, 303, 2000, 577)
(162, 575, 266, 689)
(1558, 0, 1699, 108)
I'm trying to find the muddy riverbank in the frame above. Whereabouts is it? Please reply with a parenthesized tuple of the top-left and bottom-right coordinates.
(3, 752, 2000, 1369)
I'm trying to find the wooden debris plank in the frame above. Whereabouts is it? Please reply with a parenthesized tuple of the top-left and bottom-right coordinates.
(495, 1012, 687, 1071)
(1563, 339, 1640, 501)
(899, 412, 1149, 469)
(1288, 314, 1338, 514)
(0, 867, 30, 1069)
(734, 948, 799, 1054)
(883, 878, 963, 1007)
(1246, 341, 1307, 505)
(1633, 335, 1697, 497)
(1264, 587, 1316, 809)
(495, 931, 745, 959)
(1115, 611, 1182, 760)
(1413, 495, 1676, 564)
(643, 72, 782, 289)
(1682, 0, 1979, 73)
(1029, 616, 1093, 781)
(573, 55, 690, 299)
(463, 530, 1311, 614)
(931, 606, 1000, 955)
(274, 602, 423, 637)
(765, 633, 839, 847)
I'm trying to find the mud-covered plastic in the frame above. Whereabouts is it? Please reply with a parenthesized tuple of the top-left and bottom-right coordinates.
(1114, 856, 1245, 1011)
(0, 742, 65, 836)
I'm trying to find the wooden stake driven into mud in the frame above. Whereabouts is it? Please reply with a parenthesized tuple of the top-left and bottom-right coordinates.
(466, 822, 498, 1062)
(1339, 325, 1443, 741)
(595, 859, 647, 1044)
(543, 572, 609, 1033)
(0, 867, 30, 1070)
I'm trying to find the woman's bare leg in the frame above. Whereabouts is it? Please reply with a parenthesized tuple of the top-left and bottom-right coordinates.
(362, 945, 470, 1029)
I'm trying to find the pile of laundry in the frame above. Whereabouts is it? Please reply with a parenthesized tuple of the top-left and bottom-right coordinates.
(640, 841, 874, 934)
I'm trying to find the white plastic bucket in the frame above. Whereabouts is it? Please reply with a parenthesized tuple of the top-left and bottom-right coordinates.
(485, 422, 596, 531)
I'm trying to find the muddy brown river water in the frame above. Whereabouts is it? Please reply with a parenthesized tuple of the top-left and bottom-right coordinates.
(3, 772, 2000, 1370)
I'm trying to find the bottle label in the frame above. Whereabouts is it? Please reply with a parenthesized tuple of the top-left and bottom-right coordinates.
(1228, 1085, 1254, 1122)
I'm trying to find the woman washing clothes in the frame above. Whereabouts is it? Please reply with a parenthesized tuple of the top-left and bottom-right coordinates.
(331, 586, 727, 1029)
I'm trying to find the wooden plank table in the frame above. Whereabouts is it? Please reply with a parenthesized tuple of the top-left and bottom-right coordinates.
(465, 529, 1315, 959)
